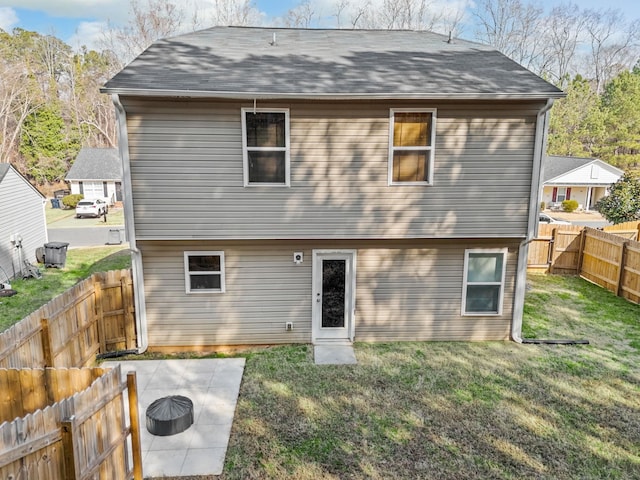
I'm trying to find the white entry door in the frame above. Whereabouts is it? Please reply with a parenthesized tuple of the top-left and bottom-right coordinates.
(312, 250, 356, 344)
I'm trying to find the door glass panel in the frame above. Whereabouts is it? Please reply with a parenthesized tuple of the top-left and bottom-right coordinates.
(322, 259, 346, 328)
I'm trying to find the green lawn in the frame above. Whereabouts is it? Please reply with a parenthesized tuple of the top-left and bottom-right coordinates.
(3, 253, 639, 479)
(46, 203, 125, 227)
(217, 275, 639, 480)
(45, 202, 75, 224)
(0, 246, 131, 331)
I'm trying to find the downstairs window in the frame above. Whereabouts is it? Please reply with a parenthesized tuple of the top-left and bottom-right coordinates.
(462, 249, 506, 315)
(184, 251, 225, 293)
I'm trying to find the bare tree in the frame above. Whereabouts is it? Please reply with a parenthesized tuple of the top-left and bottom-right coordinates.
(284, 1, 319, 28)
(542, 4, 586, 86)
(582, 9, 640, 93)
(101, 0, 262, 67)
(0, 64, 42, 164)
(327, 0, 464, 35)
(471, 0, 549, 70)
(100, 0, 190, 67)
(63, 49, 117, 147)
(205, 0, 262, 26)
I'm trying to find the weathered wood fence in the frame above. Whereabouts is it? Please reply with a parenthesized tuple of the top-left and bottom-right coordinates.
(528, 223, 640, 305)
(0, 366, 142, 480)
(0, 269, 136, 369)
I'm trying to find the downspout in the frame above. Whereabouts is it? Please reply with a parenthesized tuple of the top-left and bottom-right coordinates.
(112, 94, 148, 353)
(511, 99, 554, 343)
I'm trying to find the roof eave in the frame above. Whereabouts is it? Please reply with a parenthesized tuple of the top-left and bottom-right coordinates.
(100, 87, 565, 100)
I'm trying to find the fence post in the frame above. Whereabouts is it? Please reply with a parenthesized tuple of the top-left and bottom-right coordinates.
(122, 275, 136, 350)
(40, 318, 54, 368)
(61, 416, 81, 480)
(548, 227, 557, 274)
(94, 277, 107, 354)
(577, 228, 587, 275)
(616, 241, 629, 298)
(127, 372, 144, 480)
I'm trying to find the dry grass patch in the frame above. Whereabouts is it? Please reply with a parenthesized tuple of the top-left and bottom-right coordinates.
(221, 275, 639, 479)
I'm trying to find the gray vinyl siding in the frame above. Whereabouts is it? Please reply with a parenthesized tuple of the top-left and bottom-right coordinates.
(0, 168, 47, 279)
(123, 98, 541, 240)
(138, 239, 517, 347)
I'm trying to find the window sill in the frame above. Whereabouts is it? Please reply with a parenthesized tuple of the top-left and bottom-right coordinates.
(388, 182, 433, 186)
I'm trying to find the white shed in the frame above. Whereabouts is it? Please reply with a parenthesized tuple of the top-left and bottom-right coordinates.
(0, 164, 48, 280)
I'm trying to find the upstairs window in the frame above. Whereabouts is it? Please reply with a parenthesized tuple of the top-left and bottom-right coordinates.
(462, 249, 506, 315)
(241, 108, 290, 186)
(388, 109, 436, 185)
(184, 251, 225, 294)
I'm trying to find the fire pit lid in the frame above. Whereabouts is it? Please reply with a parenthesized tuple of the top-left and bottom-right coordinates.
(146, 395, 194, 436)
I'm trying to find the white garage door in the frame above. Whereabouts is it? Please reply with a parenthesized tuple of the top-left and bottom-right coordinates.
(82, 181, 104, 198)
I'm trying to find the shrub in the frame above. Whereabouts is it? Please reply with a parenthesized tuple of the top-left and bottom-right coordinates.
(62, 193, 83, 209)
(540, 201, 546, 211)
(562, 199, 579, 212)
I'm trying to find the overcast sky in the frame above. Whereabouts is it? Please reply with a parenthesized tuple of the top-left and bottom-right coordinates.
(0, 0, 639, 51)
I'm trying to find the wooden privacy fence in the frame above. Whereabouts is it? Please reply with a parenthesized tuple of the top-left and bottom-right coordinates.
(602, 220, 640, 240)
(0, 366, 142, 480)
(0, 269, 136, 369)
(528, 225, 640, 305)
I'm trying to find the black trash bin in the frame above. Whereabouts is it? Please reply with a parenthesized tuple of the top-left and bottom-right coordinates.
(44, 242, 69, 268)
(50, 198, 60, 209)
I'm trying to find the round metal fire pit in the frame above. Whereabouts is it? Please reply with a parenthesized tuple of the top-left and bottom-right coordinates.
(146, 395, 194, 436)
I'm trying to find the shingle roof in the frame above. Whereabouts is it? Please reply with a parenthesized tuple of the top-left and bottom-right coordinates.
(542, 155, 624, 184)
(103, 27, 563, 99)
(542, 156, 594, 183)
(0, 163, 9, 183)
(65, 148, 122, 181)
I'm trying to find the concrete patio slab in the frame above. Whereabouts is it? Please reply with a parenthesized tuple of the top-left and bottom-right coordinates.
(314, 344, 357, 365)
(102, 358, 245, 478)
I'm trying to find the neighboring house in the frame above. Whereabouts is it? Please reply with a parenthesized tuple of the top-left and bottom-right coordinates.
(65, 148, 123, 206)
(541, 155, 623, 211)
(101, 27, 564, 351)
(0, 163, 47, 280)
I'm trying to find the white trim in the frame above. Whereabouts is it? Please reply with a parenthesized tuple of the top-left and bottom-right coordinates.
(462, 248, 507, 316)
(388, 108, 436, 186)
(101, 87, 566, 101)
(516, 99, 554, 342)
(112, 94, 148, 353)
(312, 249, 357, 344)
(241, 108, 290, 187)
(556, 186, 567, 202)
(184, 251, 226, 294)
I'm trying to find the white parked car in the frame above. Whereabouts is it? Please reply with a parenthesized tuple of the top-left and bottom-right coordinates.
(539, 213, 571, 225)
(76, 199, 108, 218)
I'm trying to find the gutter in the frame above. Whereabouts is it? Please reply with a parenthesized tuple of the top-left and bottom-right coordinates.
(511, 98, 554, 344)
(112, 94, 149, 354)
(100, 88, 566, 101)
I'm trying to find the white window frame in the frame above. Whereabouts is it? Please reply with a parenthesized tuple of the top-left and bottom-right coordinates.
(241, 108, 290, 187)
(388, 108, 437, 186)
(461, 248, 507, 316)
(184, 251, 225, 294)
(556, 187, 567, 202)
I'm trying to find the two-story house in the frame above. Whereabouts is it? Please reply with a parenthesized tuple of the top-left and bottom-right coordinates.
(102, 27, 564, 352)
